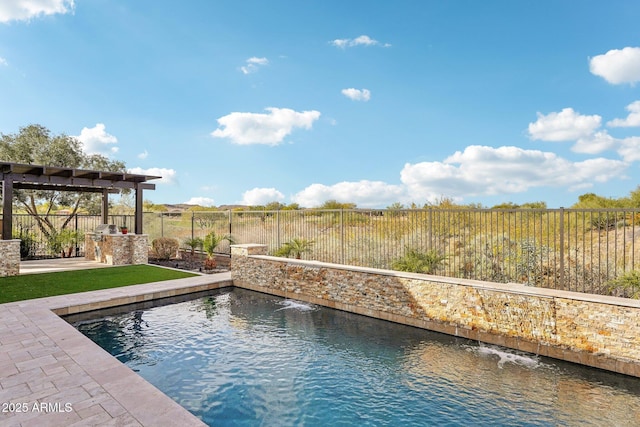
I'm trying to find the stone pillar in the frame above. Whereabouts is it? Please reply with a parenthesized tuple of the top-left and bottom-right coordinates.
(230, 244, 268, 257)
(230, 244, 268, 285)
(0, 239, 20, 276)
(130, 234, 149, 265)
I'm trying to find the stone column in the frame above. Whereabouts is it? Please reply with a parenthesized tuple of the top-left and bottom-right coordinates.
(230, 244, 268, 285)
(0, 239, 20, 276)
(230, 244, 268, 257)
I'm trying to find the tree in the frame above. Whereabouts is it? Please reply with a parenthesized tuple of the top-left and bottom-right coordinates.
(202, 231, 235, 269)
(0, 124, 126, 242)
(317, 199, 356, 210)
(274, 238, 315, 259)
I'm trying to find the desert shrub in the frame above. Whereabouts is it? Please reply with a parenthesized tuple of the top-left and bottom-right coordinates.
(392, 248, 446, 274)
(515, 239, 549, 286)
(607, 270, 640, 299)
(151, 237, 179, 260)
(589, 213, 622, 230)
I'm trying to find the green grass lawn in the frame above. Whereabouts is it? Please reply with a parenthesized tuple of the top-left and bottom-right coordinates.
(0, 264, 198, 304)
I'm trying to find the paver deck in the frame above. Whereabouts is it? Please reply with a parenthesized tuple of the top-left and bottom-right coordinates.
(0, 271, 232, 426)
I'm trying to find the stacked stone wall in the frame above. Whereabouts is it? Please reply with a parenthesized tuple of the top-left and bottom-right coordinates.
(230, 244, 640, 377)
(84, 234, 148, 265)
(0, 239, 20, 277)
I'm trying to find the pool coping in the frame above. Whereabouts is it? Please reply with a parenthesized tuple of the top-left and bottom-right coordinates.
(0, 272, 232, 426)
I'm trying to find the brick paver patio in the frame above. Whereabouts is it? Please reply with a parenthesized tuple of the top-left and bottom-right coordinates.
(0, 272, 232, 426)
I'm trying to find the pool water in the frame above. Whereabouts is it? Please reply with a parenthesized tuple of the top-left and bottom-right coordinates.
(70, 289, 640, 426)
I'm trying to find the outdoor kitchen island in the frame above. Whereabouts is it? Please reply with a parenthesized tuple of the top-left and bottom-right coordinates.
(85, 225, 149, 265)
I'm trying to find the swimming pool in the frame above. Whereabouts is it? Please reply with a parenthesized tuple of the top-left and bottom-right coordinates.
(70, 288, 640, 426)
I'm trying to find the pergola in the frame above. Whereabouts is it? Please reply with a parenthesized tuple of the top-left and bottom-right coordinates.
(0, 162, 160, 239)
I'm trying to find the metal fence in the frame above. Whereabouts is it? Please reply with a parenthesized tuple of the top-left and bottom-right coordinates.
(5, 208, 640, 296)
(6, 213, 134, 258)
(144, 208, 640, 296)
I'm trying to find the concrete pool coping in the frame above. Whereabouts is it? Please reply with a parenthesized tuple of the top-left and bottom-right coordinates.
(0, 271, 232, 426)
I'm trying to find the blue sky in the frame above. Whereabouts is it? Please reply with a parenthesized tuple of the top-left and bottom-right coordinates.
(1, 1, 640, 208)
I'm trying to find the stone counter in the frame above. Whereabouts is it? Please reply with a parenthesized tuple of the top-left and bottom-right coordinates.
(85, 234, 148, 265)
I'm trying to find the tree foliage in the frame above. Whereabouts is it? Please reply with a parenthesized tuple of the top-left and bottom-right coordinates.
(317, 199, 356, 210)
(0, 124, 126, 239)
(572, 187, 640, 209)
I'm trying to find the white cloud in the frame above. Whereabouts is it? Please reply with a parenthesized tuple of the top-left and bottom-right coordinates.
(607, 101, 640, 127)
(400, 145, 628, 200)
(572, 131, 640, 162)
(242, 187, 285, 206)
(137, 149, 149, 159)
(0, 57, 7, 66)
(74, 123, 118, 156)
(0, 0, 75, 23)
(184, 197, 216, 207)
(211, 107, 321, 146)
(573, 131, 618, 154)
(341, 88, 371, 102)
(330, 35, 391, 48)
(617, 137, 640, 163)
(589, 47, 640, 85)
(528, 108, 601, 141)
(240, 56, 268, 74)
(127, 167, 177, 184)
(292, 181, 405, 208)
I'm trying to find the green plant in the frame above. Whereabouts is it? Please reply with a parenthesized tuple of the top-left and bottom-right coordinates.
(274, 238, 315, 259)
(14, 227, 37, 259)
(202, 231, 235, 269)
(607, 270, 640, 299)
(183, 237, 204, 256)
(392, 248, 447, 274)
(151, 237, 180, 260)
(46, 228, 83, 257)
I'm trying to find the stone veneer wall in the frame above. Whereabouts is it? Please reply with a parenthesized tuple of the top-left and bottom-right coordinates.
(85, 234, 148, 265)
(0, 239, 20, 276)
(231, 244, 640, 377)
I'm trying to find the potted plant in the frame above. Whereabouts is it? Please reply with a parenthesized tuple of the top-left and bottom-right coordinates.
(120, 226, 128, 234)
(202, 231, 234, 271)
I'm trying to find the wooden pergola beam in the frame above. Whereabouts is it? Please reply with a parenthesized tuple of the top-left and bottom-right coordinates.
(0, 162, 160, 240)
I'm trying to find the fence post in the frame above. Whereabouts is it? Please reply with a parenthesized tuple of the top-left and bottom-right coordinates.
(74, 214, 79, 257)
(228, 210, 232, 235)
(276, 210, 280, 249)
(559, 207, 565, 290)
(428, 209, 433, 251)
(341, 209, 345, 264)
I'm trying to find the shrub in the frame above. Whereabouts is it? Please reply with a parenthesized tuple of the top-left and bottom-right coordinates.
(15, 228, 36, 259)
(202, 231, 235, 269)
(392, 248, 446, 274)
(607, 270, 640, 299)
(274, 238, 314, 259)
(183, 237, 204, 256)
(151, 237, 179, 260)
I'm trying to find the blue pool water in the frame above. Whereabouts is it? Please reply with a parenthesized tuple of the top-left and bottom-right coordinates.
(70, 289, 640, 426)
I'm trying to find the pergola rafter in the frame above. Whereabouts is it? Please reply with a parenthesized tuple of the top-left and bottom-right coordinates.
(0, 161, 160, 239)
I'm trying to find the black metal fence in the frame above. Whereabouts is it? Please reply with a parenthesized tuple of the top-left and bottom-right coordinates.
(144, 208, 640, 296)
(6, 213, 134, 258)
(6, 208, 640, 296)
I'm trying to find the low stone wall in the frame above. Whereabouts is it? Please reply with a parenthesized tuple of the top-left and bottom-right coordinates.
(0, 239, 20, 276)
(231, 244, 640, 377)
(85, 234, 148, 265)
